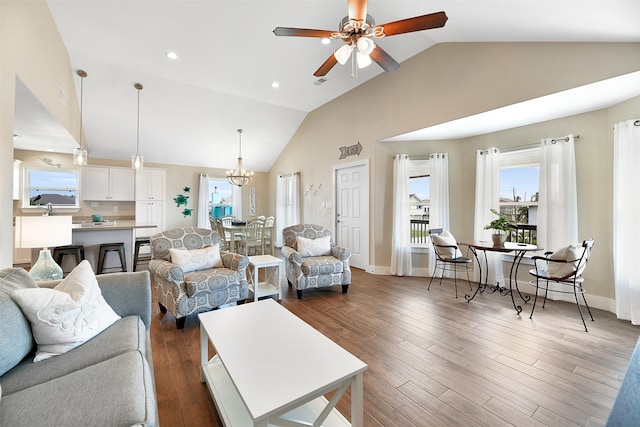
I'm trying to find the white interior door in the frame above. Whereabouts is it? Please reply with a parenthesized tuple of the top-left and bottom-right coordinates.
(334, 160, 369, 271)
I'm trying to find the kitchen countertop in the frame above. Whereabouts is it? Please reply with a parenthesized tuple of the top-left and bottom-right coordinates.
(72, 221, 157, 231)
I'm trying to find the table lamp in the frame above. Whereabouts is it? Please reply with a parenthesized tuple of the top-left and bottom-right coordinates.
(15, 215, 72, 281)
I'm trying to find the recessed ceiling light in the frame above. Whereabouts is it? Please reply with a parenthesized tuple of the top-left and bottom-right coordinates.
(271, 82, 280, 88)
(166, 51, 178, 60)
(321, 38, 331, 45)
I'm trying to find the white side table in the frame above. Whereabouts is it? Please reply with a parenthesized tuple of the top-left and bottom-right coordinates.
(247, 255, 284, 302)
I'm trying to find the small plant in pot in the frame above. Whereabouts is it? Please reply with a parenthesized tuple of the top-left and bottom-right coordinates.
(484, 208, 517, 245)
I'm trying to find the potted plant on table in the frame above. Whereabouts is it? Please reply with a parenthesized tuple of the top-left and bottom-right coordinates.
(484, 208, 517, 246)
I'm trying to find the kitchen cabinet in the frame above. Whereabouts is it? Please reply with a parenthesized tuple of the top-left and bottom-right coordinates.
(82, 166, 134, 201)
(135, 201, 165, 239)
(135, 168, 166, 201)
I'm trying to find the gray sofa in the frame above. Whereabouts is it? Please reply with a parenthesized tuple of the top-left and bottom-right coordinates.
(0, 267, 158, 426)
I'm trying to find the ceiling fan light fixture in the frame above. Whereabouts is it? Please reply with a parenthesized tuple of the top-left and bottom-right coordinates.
(357, 51, 372, 69)
(357, 37, 375, 55)
(73, 69, 88, 166)
(334, 44, 352, 65)
(321, 37, 331, 45)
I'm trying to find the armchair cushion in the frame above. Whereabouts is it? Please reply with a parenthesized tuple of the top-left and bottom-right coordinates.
(296, 235, 331, 257)
(431, 231, 463, 259)
(169, 244, 222, 273)
(184, 267, 245, 298)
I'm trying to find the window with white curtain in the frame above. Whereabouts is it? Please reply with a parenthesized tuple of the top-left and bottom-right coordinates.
(499, 148, 540, 227)
(206, 179, 233, 215)
(408, 159, 430, 247)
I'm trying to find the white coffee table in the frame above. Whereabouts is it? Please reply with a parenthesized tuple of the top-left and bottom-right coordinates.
(247, 255, 283, 302)
(199, 299, 367, 426)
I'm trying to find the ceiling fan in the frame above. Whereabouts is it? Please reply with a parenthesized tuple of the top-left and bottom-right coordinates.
(273, 0, 448, 78)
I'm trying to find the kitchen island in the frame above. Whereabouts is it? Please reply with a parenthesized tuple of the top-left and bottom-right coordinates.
(71, 221, 157, 273)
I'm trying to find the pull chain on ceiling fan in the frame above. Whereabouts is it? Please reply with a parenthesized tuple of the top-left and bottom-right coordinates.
(273, 0, 447, 78)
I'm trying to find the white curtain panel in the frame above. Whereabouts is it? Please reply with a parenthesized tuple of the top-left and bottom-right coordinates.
(614, 120, 640, 324)
(428, 153, 450, 276)
(196, 174, 210, 229)
(473, 148, 504, 285)
(275, 173, 300, 247)
(231, 185, 243, 220)
(537, 134, 579, 301)
(391, 154, 412, 275)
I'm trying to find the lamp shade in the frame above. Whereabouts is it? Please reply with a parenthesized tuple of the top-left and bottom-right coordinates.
(334, 44, 352, 65)
(15, 216, 72, 249)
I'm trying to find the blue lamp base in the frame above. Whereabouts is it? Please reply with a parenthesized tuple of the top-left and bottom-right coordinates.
(30, 249, 64, 282)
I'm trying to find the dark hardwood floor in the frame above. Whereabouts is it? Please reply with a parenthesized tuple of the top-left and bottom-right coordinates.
(149, 267, 639, 426)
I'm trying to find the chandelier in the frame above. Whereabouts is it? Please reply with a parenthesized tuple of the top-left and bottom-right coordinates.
(227, 129, 253, 187)
(72, 70, 88, 165)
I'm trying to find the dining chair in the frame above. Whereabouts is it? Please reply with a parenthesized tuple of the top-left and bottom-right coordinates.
(262, 216, 275, 255)
(235, 218, 265, 256)
(428, 228, 473, 298)
(528, 239, 595, 331)
(211, 217, 231, 251)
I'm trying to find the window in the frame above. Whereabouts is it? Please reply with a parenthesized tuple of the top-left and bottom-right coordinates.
(22, 167, 79, 209)
(408, 159, 431, 246)
(207, 179, 233, 217)
(499, 148, 540, 244)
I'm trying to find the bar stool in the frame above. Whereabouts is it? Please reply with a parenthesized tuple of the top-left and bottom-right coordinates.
(133, 238, 151, 272)
(97, 242, 126, 274)
(52, 245, 85, 276)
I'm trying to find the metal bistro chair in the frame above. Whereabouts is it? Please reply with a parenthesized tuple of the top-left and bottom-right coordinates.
(428, 228, 472, 298)
(528, 239, 595, 332)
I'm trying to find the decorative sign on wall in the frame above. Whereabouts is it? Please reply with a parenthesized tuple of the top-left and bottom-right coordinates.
(339, 141, 362, 159)
(249, 187, 256, 216)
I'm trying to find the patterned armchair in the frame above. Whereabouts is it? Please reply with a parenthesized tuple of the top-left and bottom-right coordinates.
(281, 224, 351, 299)
(148, 227, 249, 329)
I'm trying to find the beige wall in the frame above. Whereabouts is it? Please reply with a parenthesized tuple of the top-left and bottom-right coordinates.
(268, 42, 640, 307)
(1, 1, 80, 267)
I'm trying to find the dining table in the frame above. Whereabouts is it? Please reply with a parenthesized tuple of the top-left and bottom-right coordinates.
(459, 240, 540, 315)
(222, 222, 274, 255)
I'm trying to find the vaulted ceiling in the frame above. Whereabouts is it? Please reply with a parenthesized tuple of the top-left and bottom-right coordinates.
(13, 1, 640, 171)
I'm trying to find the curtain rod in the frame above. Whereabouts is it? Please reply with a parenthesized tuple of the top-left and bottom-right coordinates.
(279, 171, 299, 178)
(499, 134, 580, 154)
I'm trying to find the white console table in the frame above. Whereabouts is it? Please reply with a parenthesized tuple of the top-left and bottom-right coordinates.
(199, 299, 367, 426)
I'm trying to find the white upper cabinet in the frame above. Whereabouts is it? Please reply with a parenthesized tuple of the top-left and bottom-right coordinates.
(135, 168, 166, 201)
(82, 166, 134, 201)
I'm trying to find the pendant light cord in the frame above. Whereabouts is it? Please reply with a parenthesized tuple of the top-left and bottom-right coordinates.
(135, 83, 143, 154)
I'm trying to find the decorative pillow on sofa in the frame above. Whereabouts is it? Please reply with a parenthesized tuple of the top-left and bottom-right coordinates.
(10, 260, 121, 362)
(546, 244, 586, 278)
(169, 244, 223, 273)
(0, 267, 39, 375)
(296, 235, 331, 257)
(431, 231, 463, 259)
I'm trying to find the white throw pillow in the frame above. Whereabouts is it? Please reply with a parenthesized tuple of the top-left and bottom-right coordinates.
(431, 231, 463, 259)
(546, 244, 586, 278)
(296, 235, 331, 257)
(169, 244, 223, 273)
(10, 260, 121, 362)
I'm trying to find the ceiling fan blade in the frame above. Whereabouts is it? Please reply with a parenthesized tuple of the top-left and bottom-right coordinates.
(348, 0, 368, 21)
(370, 46, 400, 73)
(314, 54, 339, 77)
(379, 11, 448, 37)
(273, 27, 335, 38)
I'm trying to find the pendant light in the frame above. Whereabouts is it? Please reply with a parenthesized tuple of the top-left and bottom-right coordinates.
(72, 70, 88, 166)
(131, 83, 144, 170)
(226, 129, 253, 187)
